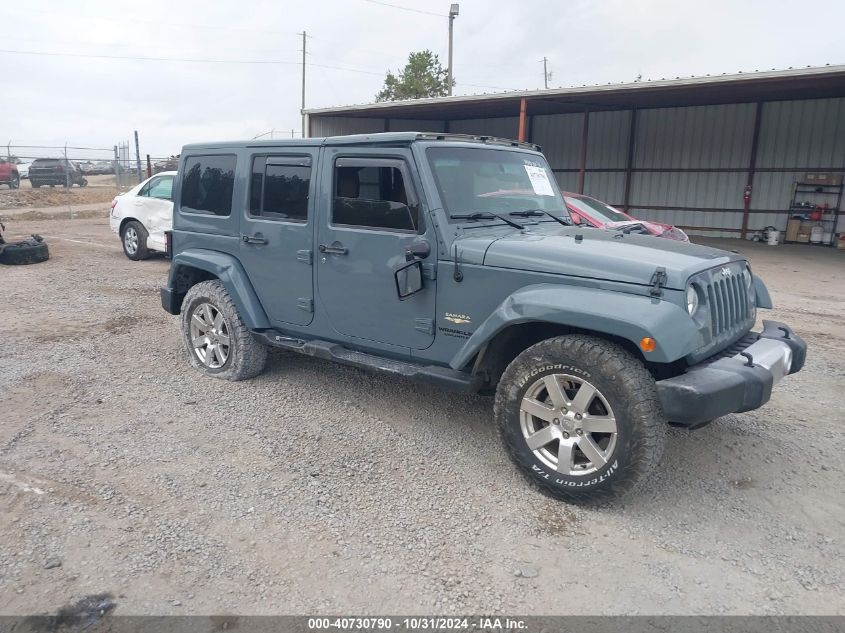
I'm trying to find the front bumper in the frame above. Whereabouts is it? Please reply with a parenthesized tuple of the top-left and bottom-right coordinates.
(657, 320, 806, 426)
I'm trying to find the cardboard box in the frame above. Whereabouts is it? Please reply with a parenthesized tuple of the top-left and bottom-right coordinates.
(797, 234, 810, 243)
(804, 172, 843, 186)
(786, 219, 801, 242)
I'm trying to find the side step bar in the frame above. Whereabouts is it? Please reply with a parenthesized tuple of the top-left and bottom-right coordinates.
(254, 331, 481, 393)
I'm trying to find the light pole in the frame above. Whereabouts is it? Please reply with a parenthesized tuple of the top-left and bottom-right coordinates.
(447, 3, 459, 95)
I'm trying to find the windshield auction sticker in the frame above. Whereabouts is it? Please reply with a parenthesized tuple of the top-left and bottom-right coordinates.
(523, 164, 555, 196)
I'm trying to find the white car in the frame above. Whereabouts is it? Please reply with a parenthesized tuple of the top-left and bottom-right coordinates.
(110, 171, 176, 260)
(18, 162, 32, 179)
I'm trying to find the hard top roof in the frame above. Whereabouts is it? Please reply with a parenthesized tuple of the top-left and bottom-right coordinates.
(181, 132, 540, 152)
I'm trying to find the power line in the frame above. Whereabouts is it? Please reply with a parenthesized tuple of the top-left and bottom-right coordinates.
(0, 49, 516, 91)
(0, 48, 297, 65)
(2, 6, 297, 36)
(360, 0, 446, 18)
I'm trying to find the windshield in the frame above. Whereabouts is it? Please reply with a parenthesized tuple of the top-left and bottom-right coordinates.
(564, 195, 630, 223)
(426, 147, 569, 222)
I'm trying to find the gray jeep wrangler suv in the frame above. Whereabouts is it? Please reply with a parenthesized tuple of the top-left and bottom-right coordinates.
(161, 132, 806, 501)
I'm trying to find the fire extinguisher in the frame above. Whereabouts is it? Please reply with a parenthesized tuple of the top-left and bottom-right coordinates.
(743, 185, 752, 207)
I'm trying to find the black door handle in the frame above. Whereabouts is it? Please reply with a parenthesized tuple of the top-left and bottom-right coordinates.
(242, 235, 268, 245)
(318, 243, 348, 255)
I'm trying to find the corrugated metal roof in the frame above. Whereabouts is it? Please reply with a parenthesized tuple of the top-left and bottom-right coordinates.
(305, 64, 845, 119)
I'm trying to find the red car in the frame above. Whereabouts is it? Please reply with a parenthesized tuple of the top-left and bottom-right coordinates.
(563, 192, 689, 242)
(0, 158, 20, 189)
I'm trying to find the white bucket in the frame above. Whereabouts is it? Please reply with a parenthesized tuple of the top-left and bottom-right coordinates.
(767, 230, 780, 246)
(810, 226, 823, 243)
(822, 231, 832, 244)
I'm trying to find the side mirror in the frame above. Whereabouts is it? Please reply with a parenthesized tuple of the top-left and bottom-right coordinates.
(394, 260, 424, 299)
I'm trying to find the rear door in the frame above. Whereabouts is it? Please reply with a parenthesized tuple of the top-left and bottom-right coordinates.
(134, 175, 174, 250)
(239, 151, 316, 327)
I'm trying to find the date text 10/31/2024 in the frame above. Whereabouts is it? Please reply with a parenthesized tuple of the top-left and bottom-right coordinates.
(307, 617, 528, 630)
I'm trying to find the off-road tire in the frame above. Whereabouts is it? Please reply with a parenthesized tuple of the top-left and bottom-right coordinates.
(494, 335, 666, 502)
(121, 220, 149, 261)
(0, 240, 50, 265)
(180, 280, 268, 381)
(30, 181, 41, 188)
(10, 176, 20, 189)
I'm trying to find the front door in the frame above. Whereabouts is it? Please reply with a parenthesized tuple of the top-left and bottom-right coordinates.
(316, 148, 436, 350)
(239, 151, 316, 327)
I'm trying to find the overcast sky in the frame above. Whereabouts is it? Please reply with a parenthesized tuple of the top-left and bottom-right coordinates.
(3, 0, 844, 159)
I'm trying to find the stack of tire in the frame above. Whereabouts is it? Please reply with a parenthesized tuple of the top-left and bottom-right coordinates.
(0, 223, 50, 265)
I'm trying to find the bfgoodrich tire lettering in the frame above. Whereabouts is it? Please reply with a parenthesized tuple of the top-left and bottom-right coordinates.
(180, 280, 268, 381)
(494, 335, 666, 502)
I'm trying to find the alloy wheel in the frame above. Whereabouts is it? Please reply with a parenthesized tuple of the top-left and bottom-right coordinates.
(123, 227, 139, 255)
(519, 373, 618, 475)
(189, 303, 231, 369)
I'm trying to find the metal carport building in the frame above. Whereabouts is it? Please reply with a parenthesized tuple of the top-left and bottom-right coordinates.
(305, 65, 845, 240)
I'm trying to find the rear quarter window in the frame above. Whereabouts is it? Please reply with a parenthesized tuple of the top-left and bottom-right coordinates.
(180, 155, 236, 216)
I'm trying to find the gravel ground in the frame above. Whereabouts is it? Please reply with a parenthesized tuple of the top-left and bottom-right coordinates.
(1, 216, 843, 616)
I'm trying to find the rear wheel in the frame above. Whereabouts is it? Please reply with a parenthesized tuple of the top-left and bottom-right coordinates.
(10, 175, 20, 189)
(121, 220, 149, 261)
(180, 280, 267, 381)
(494, 335, 666, 502)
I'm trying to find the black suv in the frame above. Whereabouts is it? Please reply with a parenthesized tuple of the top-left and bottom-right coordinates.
(29, 159, 88, 188)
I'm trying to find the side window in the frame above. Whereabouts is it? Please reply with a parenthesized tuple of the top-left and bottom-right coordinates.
(180, 155, 236, 216)
(249, 156, 310, 222)
(148, 176, 173, 200)
(332, 159, 418, 232)
(138, 181, 151, 197)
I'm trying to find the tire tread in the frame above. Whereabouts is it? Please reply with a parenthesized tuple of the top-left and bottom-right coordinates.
(494, 334, 666, 503)
(180, 280, 267, 381)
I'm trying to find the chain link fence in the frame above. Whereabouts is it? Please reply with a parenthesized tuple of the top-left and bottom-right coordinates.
(2, 141, 177, 220)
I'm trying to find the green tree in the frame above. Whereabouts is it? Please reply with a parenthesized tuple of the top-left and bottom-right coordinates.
(376, 50, 454, 101)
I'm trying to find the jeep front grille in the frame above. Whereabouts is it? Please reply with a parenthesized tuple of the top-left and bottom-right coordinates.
(705, 271, 751, 337)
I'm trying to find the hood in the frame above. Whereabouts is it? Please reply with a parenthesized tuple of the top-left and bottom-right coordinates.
(460, 225, 742, 289)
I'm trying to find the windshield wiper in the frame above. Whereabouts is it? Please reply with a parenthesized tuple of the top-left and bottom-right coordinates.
(449, 212, 524, 230)
(509, 209, 572, 226)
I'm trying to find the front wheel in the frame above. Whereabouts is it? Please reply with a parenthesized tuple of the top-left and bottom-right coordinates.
(180, 280, 267, 381)
(494, 335, 666, 502)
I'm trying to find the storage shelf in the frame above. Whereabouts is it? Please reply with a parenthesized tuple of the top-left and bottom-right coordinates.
(787, 180, 842, 247)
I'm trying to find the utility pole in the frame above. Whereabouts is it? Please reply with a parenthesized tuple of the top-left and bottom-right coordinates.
(113, 145, 119, 192)
(134, 130, 142, 183)
(542, 57, 552, 89)
(300, 31, 307, 138)
(447, 4, 459, 95)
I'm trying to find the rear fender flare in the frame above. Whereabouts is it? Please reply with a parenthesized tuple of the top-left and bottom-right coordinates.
(169, 249, 270, 329)
(449, 284, 700, 369)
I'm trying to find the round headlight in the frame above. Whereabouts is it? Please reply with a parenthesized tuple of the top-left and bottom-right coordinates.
(686, 285, 699, 315)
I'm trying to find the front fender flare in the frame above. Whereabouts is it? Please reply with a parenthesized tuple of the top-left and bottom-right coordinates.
(753, 276, 773, 309)
(449, 284, 699, 369)
(169, 249, 270, 329)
